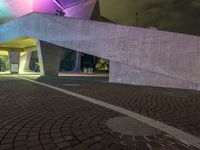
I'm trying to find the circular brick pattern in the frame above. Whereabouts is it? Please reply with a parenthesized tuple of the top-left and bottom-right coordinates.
(38, 76, 200, 137)
(106, 116, 161, 136)
(0, 76, 199, 150)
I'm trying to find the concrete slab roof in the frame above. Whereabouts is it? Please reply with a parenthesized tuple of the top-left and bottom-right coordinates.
(0, 37, 37, 50)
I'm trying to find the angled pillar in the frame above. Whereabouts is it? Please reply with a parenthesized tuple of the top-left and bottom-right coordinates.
(19, 51, 32, 74)
(38, 40, 63, 76)
(9, 51, 20, 74)
(73, 52, 81, 72)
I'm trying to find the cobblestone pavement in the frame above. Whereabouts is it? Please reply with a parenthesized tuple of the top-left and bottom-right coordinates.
(0, 76, 199, 150)
(32, 76, 200, 138)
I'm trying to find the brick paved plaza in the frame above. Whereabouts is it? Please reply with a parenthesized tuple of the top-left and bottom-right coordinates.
(0, 75, 200, 150)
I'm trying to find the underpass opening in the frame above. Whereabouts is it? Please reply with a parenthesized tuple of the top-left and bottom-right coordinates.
(59, 48, 109, 79)
(0, 37, 42, 75)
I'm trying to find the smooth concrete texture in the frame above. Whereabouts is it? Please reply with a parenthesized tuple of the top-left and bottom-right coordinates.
(8, 51, 20, 74)
(109, 61, 200, 90)
(73, 52, 81, 72)
(1, 13, 200, 90)
(19, 51, 32, 74)
(39, 40, 63, 76)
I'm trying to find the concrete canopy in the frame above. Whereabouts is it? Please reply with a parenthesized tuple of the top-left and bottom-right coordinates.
(0, 37, 37, 51)
(1, 13, 200, 90)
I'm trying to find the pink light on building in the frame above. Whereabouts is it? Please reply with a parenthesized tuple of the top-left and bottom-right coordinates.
(6, 0, 33, 17)
(0, 0, 97, 24)
(33, 0, 62, 14)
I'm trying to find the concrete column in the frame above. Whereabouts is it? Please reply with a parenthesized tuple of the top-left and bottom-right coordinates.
(73, 52, 81, 72)
(9, 51, 20, 74)
(38, 40, 63, 76)
(19, 51, 32, 74)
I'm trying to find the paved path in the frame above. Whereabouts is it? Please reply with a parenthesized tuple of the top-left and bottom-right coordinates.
(0, 76, 199, 150)
(34, 76, 200, 137)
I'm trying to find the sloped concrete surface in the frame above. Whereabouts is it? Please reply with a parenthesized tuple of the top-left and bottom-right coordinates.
(110, 61, 200, 90)
(1, 13, 200, 90)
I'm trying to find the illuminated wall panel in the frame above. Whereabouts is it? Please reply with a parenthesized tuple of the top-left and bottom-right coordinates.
(33, 0, 96, 19)
(33, 0, 62, 14)
(56, 0, 83, 7)
(63, 0, 97, 19)
(51, 0, 97, 19)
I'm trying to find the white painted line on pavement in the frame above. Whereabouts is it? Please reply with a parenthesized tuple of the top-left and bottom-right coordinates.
(18, 76, 200, 149)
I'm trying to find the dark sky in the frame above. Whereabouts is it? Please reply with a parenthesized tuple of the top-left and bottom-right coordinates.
(99, 0, 200, 35)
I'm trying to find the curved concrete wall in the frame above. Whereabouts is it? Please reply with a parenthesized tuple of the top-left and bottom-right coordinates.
(1, 13, 200, 90)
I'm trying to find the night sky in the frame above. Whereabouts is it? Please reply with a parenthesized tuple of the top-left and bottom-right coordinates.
(99, 0, 200, 35)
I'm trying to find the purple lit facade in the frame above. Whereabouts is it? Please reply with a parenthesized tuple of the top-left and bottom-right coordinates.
(0, 0, 97, 22)
(33, 0, 62, 15)
(53, 0, 97, 19)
